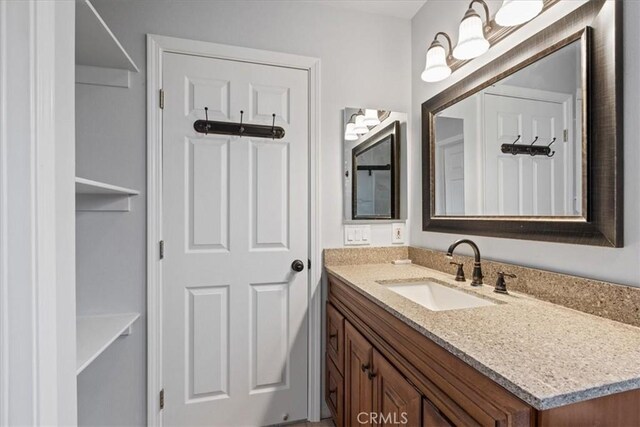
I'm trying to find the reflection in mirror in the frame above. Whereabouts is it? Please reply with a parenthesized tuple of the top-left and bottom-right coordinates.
(344, 109, 407, 221)
(433, 39, 584, 217)
(352, 124, 397, 219)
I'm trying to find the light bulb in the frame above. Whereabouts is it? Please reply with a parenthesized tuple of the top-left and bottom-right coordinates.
(353, 116, 369, 134)
(496, 0, 543, 27)
(453, 9, 490, 60)
(344, 123, 358, 141)
(363, 109, 380, 126)
(421, 41, 451, 83)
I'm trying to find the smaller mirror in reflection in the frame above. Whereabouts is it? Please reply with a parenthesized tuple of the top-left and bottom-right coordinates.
(433, 39, 584, 218)
(343, 108, 407, 221)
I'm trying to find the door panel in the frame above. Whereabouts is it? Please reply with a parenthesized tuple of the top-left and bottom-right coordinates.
(484, 92, 570, 216)
(162, 52, 309, 426)
(372, 350, 422, 427)
(345, 322, 374, 427)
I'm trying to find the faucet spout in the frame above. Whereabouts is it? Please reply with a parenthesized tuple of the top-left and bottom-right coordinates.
(446, 239, 483, 286)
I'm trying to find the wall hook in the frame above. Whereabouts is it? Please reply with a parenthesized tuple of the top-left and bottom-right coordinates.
(510, 135, 521, 155)
(204, 107, 209, 135)
(239, 110, 245, 136)
(547, 137, 556, 147)
(271, 113, 276, 140)
(529, 136, 539, 156)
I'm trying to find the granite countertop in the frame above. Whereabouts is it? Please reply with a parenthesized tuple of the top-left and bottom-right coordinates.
(326, 262, 640, 410)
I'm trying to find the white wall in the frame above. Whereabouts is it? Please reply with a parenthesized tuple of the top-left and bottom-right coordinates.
(410, 0, 640, 287)
(78, 1, 410, 424)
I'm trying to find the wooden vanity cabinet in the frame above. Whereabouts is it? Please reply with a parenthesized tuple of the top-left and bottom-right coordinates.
(326, 272, 640, 426)
(327, 273, 533, 427)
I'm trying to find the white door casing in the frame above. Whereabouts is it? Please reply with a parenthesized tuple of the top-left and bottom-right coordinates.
(483, 90, 575, 216)
(161, 52, 309, 426)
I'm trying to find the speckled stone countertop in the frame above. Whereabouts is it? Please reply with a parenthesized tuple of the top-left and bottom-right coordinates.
(326, 262, 640, 410)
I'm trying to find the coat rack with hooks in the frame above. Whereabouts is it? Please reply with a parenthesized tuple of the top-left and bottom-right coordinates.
(194, 108, 286, 139)
(500, 135, 556, 157)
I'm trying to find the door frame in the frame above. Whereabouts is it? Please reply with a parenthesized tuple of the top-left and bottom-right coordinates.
(146, 34, 321, 426)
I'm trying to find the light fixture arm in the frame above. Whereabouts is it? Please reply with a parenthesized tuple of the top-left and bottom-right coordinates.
(468, 0, 492, 32)
(433, 32, 454, 60)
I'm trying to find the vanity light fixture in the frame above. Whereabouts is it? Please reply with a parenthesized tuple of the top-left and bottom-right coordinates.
(363, 109, 381, 126)
(452, 0, 491, 60)
(495, 0, 543, 27)
(421, 32, 453, 83)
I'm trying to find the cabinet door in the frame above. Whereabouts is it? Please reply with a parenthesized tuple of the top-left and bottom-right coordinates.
(345, 321, 374, 427)
(326, 357, 344, 427)
(372, 350, 422, 427)
(423, 399, 452, 427)
(327, 302, 345, 374)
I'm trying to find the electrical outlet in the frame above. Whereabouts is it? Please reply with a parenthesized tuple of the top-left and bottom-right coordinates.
(392, 223, 405, 244)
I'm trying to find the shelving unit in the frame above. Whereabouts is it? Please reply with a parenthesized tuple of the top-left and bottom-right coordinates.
(75, 177, 139, 212)
(74, 0, 141, 422)
(76, 313, 140, 375)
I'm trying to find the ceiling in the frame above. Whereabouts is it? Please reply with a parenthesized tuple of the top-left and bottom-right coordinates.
(319, 0, 428, 20)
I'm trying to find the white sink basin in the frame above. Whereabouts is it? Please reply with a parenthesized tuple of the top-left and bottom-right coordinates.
(386, 281, 495, 311)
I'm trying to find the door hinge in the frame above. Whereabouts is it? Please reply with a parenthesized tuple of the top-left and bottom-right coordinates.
(308, 259, 311, 270)
(159, 89, 165, 109)
(159, 240, 164, 260)
(563, 129, 568, 142)
(159, 389, 165, 410)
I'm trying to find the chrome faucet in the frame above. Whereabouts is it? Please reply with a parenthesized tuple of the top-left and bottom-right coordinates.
(446, 239, 484, 286)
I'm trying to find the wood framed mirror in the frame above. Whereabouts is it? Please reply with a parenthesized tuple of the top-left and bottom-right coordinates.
(422, 0, 622, 247)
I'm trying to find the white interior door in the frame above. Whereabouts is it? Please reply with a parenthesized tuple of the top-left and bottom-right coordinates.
(484, 93, 571, 216)
(162, 52, 309, 426)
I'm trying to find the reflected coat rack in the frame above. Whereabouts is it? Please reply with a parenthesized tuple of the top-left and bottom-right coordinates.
(194, 108, 285, 139)
(500, 135, 556, 157)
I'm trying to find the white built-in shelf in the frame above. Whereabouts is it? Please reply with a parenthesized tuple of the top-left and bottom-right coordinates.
(76, 0, 139, 72)
(76, 313, 140, 375)
(75, 177, 139, 212)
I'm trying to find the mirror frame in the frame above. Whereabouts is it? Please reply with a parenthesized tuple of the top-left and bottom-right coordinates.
(352, 120, 400, 220)
(421, 0, 622, 247)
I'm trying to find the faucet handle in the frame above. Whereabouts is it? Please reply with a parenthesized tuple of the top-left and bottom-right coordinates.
(495, 271, 516, 294)
(449, 261, 465, 282)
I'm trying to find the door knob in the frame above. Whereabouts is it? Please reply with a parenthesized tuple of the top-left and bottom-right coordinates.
(291, 259, 305, 272)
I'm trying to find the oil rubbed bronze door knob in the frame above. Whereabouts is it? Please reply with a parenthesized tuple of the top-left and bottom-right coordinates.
(291, 259, 305, 272)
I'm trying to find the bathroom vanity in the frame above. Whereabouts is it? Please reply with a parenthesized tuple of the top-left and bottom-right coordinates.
(324, 259, 640, 427)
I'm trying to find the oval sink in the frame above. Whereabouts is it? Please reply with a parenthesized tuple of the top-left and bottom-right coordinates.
(386, 281, 495, 311)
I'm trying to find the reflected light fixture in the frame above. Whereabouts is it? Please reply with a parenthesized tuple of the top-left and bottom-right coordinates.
(453, 0, 491, 60)
(363, 109, 381, 126)
(421, 32, 453, 83)
(495, 0, 543, 27)
(344, 122, 358, 141)
(353, 115, 369, 134)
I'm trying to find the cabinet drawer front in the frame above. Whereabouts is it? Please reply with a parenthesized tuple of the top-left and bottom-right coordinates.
(327, 302, 345, 374)
(423, 399, 453, 427)
(326, 357, 344, 427)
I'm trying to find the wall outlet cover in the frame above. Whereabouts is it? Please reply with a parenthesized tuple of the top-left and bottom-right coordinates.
(392, 223, 405, 244)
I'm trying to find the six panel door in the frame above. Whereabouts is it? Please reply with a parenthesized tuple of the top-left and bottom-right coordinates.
(162, 52, 309, 426)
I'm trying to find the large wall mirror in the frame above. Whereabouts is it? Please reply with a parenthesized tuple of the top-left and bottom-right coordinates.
(422, 0, 622, 247)
(344, 108, 408, 222)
